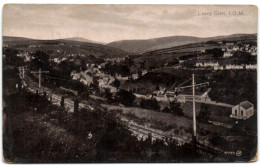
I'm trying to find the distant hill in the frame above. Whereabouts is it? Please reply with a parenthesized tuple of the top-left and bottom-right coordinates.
(63, 37, 104, 45)
(107, 33, 257, 53)
(3, 36, 128, 59)
(2, 36, 33, 42)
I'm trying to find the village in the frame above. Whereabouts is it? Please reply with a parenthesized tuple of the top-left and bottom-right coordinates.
(3, 35, 258, 163)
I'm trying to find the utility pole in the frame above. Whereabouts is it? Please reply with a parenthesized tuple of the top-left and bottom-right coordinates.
(18, 66, 27, 79)
(31, 68, 49, 88)
(192, 74, 197, 143)
(175, 75, 209, 145)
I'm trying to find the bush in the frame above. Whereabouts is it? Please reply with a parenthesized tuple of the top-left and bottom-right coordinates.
(140, 98, 160, 111)
(162, 99, 183, 116)
(115, 89, 136, 106)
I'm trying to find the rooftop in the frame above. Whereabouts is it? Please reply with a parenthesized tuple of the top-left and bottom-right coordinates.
(239, 101, 253, 110)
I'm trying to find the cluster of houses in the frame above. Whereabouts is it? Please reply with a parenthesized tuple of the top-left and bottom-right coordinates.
(222, 43, 257, 58)
(16, 52, 33, 62)
(214, 64, 257, 70)
(195, 62, 257, 70)
(196, 62, 220, 67)
(115, 69, 148, 81)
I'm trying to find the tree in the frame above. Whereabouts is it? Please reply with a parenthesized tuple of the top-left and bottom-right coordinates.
(198, 103, 210, 123)
(104, 88, 113, 103)
(115, 90, 135, 106)
(140, 98, 160, 111)
(205, 48, 223, 59)
(114, 79, 121, 90)
(89, 76, 100, 94)
(31, 50, 50, 70)
(163, 99, 183, 116)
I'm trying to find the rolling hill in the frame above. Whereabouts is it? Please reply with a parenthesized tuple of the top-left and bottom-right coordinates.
(107, 33, 257, 53)
(64, 37, 104, 45)
(3, 36, 128, 59)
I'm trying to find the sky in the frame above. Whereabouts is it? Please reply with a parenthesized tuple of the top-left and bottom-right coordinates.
(2, 4, 258, 43)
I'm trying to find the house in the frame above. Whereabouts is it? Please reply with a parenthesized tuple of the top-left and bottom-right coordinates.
(251, 50, 257, 56)
(80, 72, 93, 86)
(230, 101, 254, 120)
(214, 66, 224, 70)
(71, 72, 81, 80)
(245, 64, 257, 70)
(54, 58, 61, 64)
(153, 87, 166, 96)
(203, 62, 219, 67)
(132, 73, 139, 80)
(142, 70, 148, 76)
(232, 46, 239, 51)
(226, 43, 234, 46)
(223, 51, 233, 58)
(115, 75, 129, 80)
(225, 64, 244, 70)
(196, 63, 203, 67)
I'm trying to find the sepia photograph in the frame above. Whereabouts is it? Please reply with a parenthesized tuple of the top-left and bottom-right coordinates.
(2, 4, 258, 163)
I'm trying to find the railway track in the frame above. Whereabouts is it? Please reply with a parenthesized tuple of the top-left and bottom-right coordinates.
(21, 74, 224, 158)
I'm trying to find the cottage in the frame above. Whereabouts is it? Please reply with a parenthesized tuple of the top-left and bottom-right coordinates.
(203, 62, 219, 67)
(142, 70, 148, 76)
(226, 43, 234, 46)
(245, 64, 257, 70)
(80, 73, 93, 86)
(223, 51, 233, 58)
(132, 73, 139, 80)
(251, 50, 257, 56)
(196, 63, 203, 67)
(54, 58, 61, 64)
(214, 66, 224, 70)
(232, 46, 239, 51)
(71, 72, 81, 80)
(225, 64, 244, 70)
(153, 87, 166, 96)
(230, 101, 254, 120)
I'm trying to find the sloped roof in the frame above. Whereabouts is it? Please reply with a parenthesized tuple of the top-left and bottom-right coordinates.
(240, 101, 253, 110)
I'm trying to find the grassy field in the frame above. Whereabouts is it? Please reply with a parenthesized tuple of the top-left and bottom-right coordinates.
(101, 104, 240, 137)
(182, 102, 233, 123)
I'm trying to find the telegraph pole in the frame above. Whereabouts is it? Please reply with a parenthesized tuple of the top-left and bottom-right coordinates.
(174, 74, 209, 145)
(18, 66, 27, 79)
(192, 74, 197, 144)
(31, 68, 49, 88)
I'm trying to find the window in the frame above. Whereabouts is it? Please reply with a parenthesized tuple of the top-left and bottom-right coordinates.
(235, 110, 237, 116)
(241, 110, 243, 116)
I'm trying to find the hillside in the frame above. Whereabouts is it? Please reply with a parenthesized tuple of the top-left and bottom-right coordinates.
(107, 33, 257, 53)
(63, 37, 104, 45)
(3, 36, 128, 58)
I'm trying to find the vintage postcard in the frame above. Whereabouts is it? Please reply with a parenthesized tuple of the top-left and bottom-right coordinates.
(2, 4, 257, 163)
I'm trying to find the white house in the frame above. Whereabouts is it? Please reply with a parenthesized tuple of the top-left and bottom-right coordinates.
(132, 73, 139, 80)
(226, 43, 234, 46)
(251, 50, 257, 56)
(214, 66, 224, 70)
(223, 51, 233, 58)
(225, 64, 244, 70)
(61, 57, 68, 61)
(196, 63, 204, 67)
(54, 58, 61, 64)
(230, 101, 254, 120)
(232, 46, 239, 51)
(80, 73, 93, 86)
(142, 70, 148, 76)
(203, 62, 219, 67)
(245, 64, 257, 70)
